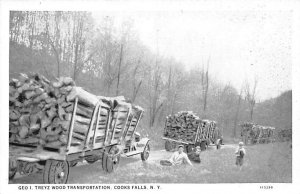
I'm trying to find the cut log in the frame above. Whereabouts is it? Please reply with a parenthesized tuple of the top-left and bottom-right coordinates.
(75, 104, 93, 117)
(40, 128, 47, 140)
(9, 125, 19, 134)
(59, 86, 73, 94)
(66, 87, 99, 107)
(45, 97, 56, 104)
(61, 102, 72, 108)
(46, 107, 57, 119)
(65, 103, 75, 113)
(60, 120, 70, 131)
(19, 115, 30, 127)
(40, 116, 52, 128)
(57, 95, 66, 104)
(76, 115, 91, 125)
(9, 109, 21, 120)
(46, 135, 59, 142)
(72, 132, 86, 141)
(45, 140, 62, 148)
(63, 113, 72, 121)
(33, 93, 48, 103)
(59, 134, 68, 144)
(19, 126, 29, 138)
(62, 77, 75, 86)
(73, 122, 89, 134)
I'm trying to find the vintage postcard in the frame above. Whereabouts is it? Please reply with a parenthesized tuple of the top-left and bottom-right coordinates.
(0, 0, 299, 193)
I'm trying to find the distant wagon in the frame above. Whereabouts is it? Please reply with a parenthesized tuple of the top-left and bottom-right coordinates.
(240, 122, 275, 144)
(277, 128, 292, 142)
(162, 111, 222, 153)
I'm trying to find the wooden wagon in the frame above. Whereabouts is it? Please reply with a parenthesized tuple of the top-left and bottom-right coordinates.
(162, 118, 221, 153)
(240, 122, 275, 145)
(9, 97, 150, 184)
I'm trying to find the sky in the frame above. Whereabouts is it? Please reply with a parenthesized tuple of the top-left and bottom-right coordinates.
(93, 10, 292, 101)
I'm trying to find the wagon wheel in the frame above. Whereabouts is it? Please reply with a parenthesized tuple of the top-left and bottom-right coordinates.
(85, 155, 99, 164)
(141, 143, 150, 161)
(165, 141, 172, 151)
(102, 146, 121, 173)
(9, 158, 18, 180)
(43, 160, 69, 184)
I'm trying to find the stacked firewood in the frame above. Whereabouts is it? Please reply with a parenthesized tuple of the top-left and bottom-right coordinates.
(9, 73, 108, 148)
(240, 122, 275, 144)
(164, 111, 201, 142)
(277, 128, 292, 142)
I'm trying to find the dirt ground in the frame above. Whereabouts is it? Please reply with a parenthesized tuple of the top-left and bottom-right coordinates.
(9, 142, 292, 184)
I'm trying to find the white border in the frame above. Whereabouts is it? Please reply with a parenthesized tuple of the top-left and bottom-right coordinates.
(1, 0, 299, 194)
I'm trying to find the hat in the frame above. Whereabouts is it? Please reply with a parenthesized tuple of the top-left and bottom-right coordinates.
(239, 142, 244, 146)
(178, 144, 184, 148)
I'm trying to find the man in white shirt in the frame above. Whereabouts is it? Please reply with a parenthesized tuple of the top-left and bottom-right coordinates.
(169, 145, 193, 166)
(160, 144, 193, 166)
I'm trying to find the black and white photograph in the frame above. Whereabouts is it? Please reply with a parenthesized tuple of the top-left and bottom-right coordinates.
(0, 0, 299, 193)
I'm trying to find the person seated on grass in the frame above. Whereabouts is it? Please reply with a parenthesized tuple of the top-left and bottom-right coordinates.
(235, 141, 246, 170)
(160, 145, 193, 166)
(188, 146, 201, 163)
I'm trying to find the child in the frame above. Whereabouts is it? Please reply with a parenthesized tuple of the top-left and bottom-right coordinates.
(235, 142, 246, 169)
(188, 146, 201, 163)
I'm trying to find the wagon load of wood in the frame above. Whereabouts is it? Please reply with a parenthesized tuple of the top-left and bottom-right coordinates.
(277, 128, 292, 142)
(9, 73, 115, 148)
(163, 111, 202, 142)
(240, 122, 275, 144)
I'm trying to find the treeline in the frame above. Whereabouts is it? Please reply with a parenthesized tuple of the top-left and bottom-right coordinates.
(9, 11, 291, 141)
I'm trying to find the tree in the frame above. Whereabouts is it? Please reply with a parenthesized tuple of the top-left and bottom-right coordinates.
(201, 56, 210, 117)
(244, 78, 258, 121)
(148, 59, 164, 128)
(233, 86, 243, 138)
(131, 58, 143, 102)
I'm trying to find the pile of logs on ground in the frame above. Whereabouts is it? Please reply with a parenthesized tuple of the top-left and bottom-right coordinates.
(9, 73, 137, 149)
(240, 122, 275, 144)
(163, 111, 217, 143)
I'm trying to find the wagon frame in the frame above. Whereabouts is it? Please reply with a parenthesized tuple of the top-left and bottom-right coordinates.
(9, 97, 150, 184)
(162, 119, 221, 153)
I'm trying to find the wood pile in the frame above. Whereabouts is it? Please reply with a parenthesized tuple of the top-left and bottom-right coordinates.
(163, 111, 217, 143)
(9, 73, 134, 149)
(240, 122, 275, 144)
(277, 128, 292, 142)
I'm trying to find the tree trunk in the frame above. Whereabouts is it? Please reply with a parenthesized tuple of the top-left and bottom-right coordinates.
(73, 43, 79, 81)
(116, 44, 123, 96)
(233, 91, 242, 138)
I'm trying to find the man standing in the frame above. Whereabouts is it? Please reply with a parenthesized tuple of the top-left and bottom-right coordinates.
(160, 145, 193, 166)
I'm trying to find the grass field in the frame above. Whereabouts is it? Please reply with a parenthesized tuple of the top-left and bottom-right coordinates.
(10, 141, 292, 184)
(94, 142, 292, 183)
